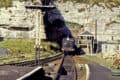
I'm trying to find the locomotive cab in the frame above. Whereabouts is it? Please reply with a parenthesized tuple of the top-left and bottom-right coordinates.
(62, 37, 75, 53)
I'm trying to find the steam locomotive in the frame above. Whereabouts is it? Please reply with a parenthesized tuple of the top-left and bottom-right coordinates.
(61, 37, 75, 52)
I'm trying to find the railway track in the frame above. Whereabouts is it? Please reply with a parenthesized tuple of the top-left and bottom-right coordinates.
(0, 53, 80, 80)
(0, 54, 63, 67)
(55, 55, 77, 80)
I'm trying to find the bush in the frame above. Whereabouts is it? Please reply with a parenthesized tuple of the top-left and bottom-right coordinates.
(112, 57, 120, 69)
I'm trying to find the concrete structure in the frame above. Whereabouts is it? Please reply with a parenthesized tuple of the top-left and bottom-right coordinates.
(101, 41, 120, 55)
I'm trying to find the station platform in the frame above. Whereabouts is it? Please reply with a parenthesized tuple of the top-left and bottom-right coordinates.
(0, 65, 35, 80)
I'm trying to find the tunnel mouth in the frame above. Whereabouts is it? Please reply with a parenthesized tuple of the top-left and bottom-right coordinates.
(40, 0, 82, 54)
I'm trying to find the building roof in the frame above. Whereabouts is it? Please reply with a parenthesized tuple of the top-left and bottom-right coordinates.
(80, 31, 93, 36)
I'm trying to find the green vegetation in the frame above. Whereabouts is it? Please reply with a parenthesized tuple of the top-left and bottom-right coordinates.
(0, 39, 60, 64)
(0, 0, 12, 8)
(0, 39, 35, 64)
(81, 54, 113, 69)
(82, 54, 120, 71)
(0, 39, 35, 55)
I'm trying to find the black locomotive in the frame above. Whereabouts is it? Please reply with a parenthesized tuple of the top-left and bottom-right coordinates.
(61, 37, 74, 52)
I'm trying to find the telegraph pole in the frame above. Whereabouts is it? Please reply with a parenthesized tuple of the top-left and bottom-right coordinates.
(35, 10, 43, 64)
(25, 0, 56, 65)
(25, 1, 43, 65)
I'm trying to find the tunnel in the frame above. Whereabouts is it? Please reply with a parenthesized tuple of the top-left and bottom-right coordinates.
(41, 0, 72, 46)
(40, 0, 84, 54)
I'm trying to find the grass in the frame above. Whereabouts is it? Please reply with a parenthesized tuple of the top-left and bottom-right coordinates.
(0, 39, 35, 55)
(79, 54, 120, 75)
(0, 39, 60, 64)
(81, 54, 113, 69)
(0, 39, 35, 64)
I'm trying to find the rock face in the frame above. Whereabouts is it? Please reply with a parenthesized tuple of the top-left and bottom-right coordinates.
(56, 1, 120, 42)
(0, 0, 45, 39)
(0, 1, 120, 42)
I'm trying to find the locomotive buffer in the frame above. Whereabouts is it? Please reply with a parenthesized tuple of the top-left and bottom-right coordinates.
(25, 0, 56, 64)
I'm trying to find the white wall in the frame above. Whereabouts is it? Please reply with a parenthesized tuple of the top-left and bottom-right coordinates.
(102, 43, 120, 53)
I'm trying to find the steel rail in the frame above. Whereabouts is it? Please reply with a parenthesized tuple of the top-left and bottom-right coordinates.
(0, 53, 63, 66)
(55, 55, 77, 80)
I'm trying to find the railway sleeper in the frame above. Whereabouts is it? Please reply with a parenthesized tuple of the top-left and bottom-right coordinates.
(63, 67, 75, 72)
(60, 66, 75, 75)
(59, 75, 75, 80)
